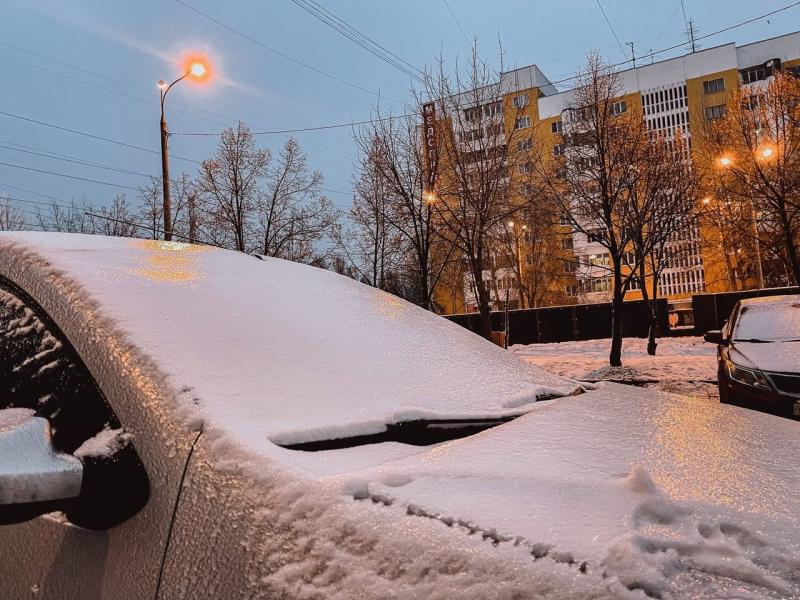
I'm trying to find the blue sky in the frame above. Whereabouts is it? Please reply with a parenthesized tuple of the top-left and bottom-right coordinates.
(1, 0, 798, 220)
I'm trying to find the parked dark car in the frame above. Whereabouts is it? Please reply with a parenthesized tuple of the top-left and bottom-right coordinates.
(704, 295, 800, 419)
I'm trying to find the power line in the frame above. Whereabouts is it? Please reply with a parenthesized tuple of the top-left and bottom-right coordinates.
(174, 0, 405, 103)
(0, 109, 202, 165)
(549, 1, 800, 89)
(287, 0, 425, 82)
(0, 41, 354, 160)
(595, 0, 627, 61)
(172, 112, 412, 136)
(0, 141, 156, 178)
(0, 161, 140, 191)
(442, 0, 471, 45)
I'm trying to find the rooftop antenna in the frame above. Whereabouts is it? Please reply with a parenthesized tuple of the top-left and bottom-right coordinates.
(680, 0, 697, 53)
(686, 18, 698, 53)
(626, 41, 636, 68)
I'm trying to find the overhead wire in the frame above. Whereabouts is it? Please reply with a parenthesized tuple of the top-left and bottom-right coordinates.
(174, 0, 405, 103)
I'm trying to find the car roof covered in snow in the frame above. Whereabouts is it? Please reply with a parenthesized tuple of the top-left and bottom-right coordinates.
(738, 294, 800, 306)
(0, 232, 580, 449)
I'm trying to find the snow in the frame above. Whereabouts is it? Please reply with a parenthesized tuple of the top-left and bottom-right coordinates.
(1, 232, 799, 598)
(73, 426, 132, 460)
(512, 336, 718, 398)
(0, 233, 583, 451)
(321, 387, 800, 598)
(0, 408, 82, 503)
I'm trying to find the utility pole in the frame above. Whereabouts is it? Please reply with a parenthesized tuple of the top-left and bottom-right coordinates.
(686, 19, 698, 53)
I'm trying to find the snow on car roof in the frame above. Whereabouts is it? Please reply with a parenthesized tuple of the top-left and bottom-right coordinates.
(739, 293, 800, 306)
(0, 232, 580, 449)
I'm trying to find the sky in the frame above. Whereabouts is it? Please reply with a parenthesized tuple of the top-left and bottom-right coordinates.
(1, 0, 798, 225)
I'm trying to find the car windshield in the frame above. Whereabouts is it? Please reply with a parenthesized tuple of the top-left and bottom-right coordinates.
(733, 302, 800, 342)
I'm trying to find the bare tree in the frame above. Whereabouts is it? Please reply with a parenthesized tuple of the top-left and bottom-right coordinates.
(699, 72, 800, 285)
(354, 109, 454, 310)
(536, 54, 647, 366)
(0, 198, 26, 231)
(138, 173, 200, 242)
(336, 139, 404, 288)
(259, 138, 338, 263)
(424, 43, 532, 338)
(198, 123, 268, 252)
(627, 132, 700, 354)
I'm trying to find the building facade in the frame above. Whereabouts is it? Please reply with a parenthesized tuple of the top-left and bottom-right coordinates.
(437, 31, 800, 314)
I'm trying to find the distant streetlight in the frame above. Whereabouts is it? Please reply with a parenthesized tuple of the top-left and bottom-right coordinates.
(702, 196, 712, 205)
(717, 155, 733, 169)
(423, 190, 437, 204)
(158, 54, 212, 241)
(757, 142, 777, 161)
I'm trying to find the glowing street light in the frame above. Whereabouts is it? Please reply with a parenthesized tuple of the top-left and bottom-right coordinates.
(702, 196, 711, 205)
(757, 142, 777, 161)
(158, 53, 213, 241)
(717, 155, 733, 169)
(423, 190, 437, 204)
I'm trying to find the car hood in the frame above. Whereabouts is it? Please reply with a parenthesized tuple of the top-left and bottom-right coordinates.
(279, 384, 800, 598)
(730, 340, 800, 373)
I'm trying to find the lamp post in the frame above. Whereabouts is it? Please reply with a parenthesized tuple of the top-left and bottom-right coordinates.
(158, 59, 209, 241)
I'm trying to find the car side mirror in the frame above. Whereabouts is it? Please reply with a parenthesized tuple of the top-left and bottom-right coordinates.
(0, 409, 83, 525)
(703, 330, 725, 345)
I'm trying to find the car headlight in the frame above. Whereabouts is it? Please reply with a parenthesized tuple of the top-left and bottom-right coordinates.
(726, 360, 771, 390)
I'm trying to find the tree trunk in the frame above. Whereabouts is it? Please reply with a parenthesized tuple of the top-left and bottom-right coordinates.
(609, 256, 624, 367)
(472, 266, 493, 340)
(639, 259, 658, 356)
(778, 201, 800, 286)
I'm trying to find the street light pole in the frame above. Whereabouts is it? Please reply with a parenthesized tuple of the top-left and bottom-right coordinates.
(157, 57, 209, 242)
(158, 75, 186, 242)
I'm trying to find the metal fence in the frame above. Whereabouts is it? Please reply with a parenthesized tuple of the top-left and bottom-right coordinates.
(691, 287, 800, 334)
(445, 299, 669, 346)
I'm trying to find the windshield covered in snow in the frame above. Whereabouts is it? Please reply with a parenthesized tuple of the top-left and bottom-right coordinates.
(733, 302, 800, 342)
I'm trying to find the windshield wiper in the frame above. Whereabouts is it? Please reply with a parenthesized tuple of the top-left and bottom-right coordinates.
(732, 338, 773, 343)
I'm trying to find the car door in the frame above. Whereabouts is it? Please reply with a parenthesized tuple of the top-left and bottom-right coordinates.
(0, 277, 198, 599)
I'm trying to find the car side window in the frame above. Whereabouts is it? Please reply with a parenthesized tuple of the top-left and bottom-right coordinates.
(0, 279, 116, 454)
(0, 277, 149, 528)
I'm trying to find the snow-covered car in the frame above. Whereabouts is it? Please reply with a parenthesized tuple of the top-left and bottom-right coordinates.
(704, 295, 800, 419)
(1, 232, 799, 600)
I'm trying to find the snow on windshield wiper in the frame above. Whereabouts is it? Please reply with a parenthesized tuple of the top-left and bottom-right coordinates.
(732, 338, 773, 343)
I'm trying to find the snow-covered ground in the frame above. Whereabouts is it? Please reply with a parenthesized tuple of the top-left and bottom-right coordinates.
(512, 336, 719, 399)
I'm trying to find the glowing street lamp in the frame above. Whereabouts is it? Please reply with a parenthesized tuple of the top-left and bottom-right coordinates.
(757, 142, 777, 162)
(158, 54, 212, 241)
(717, 155, 733, 169)
(423, 190, 437, 205)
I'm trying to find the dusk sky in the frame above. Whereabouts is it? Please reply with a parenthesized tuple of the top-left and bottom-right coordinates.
(1, 0, 797, 219)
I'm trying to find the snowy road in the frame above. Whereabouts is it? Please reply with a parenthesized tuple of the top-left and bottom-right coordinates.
(511, 336, 719, 400)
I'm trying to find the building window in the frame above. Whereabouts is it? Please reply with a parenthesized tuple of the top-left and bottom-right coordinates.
(586, 229, 602, 243)
(703, 78, 725, 94)
(611, 100, 627, 115)
(518, 162, 532, 174)
(515, 116, 531, 129)
(551, 120, 563, 134)
(517, 138, 532, 151)
(513, 94, 529, 108)
(740, 59, 780, 85)
(566, 284, 578, 297)
(464, 107, 480, 122)
(522, 183, 533, 196)
(561, 236, 573, 250)
(526, 254, 533, 266)
(553, 143, 566, 157)
(705, 104, 726, 120)
(559, 212, 571, 226)
(484, 101, 502, 118)
(563, 260, 576, 273)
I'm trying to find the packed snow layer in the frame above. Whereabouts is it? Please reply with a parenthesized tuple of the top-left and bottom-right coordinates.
(73, 426, 132, 460)
(310, 386, 800, 598)
(0, 409, 82, 503)
(512, 337, 718, 398)
(0, 233, 581, 449)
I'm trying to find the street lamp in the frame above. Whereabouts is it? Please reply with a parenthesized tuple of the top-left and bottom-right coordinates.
(423, 190, 437, 205)
(158, 55, 211, 241)
(717, 155, 733, 169)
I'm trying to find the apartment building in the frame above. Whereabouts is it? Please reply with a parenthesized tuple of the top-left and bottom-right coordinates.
(438, 30, 800, 314)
